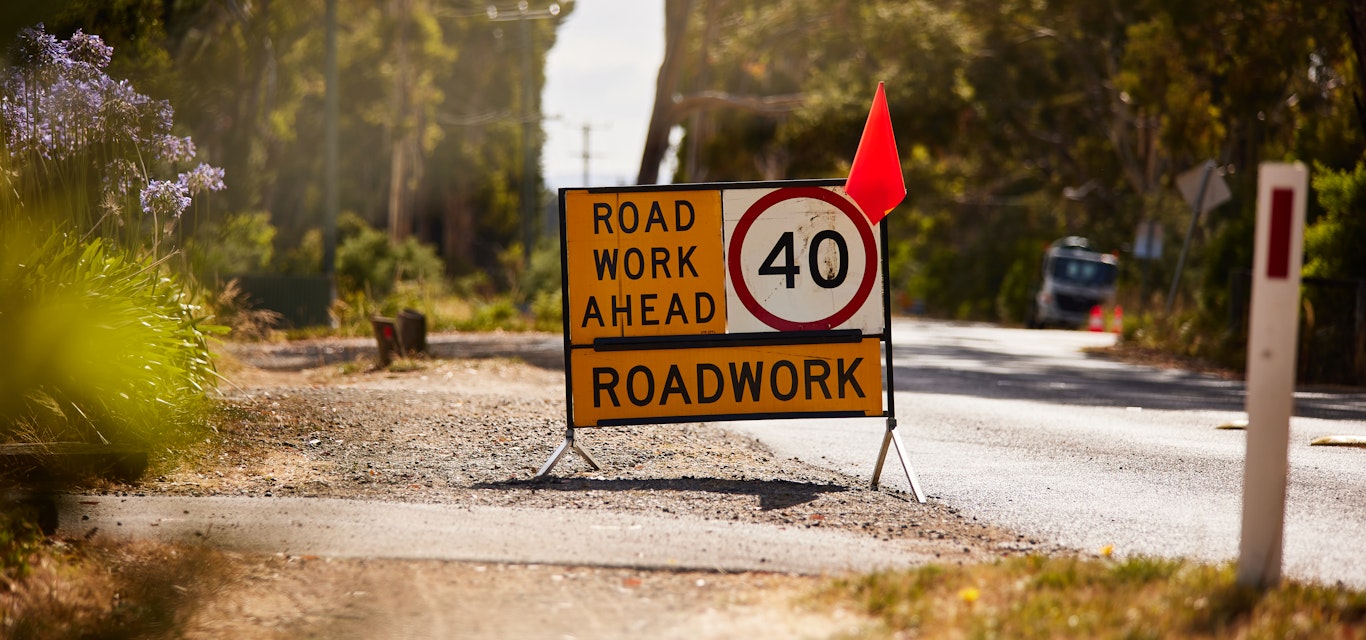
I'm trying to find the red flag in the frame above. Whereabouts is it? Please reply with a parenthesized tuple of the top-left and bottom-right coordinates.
(845, 82, 905, 225)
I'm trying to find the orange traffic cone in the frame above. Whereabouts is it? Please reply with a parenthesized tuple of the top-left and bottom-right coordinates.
(1088, 305, 1104, 332)
(1109, 305, 1124, 334)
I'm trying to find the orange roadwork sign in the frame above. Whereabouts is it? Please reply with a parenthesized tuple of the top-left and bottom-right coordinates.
(569, 338, 883, 426)
(558, 180, 890, 428)
(564, 189, 728, 342)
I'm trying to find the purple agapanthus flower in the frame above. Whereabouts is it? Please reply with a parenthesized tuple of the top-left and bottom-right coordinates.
(140, 179, 191, 218)
(158, 134, 196, 164)
(3, 24, 226, 231)
(178, 163, 226, 196)
(3, 26, 180, 160)
(12, 25, 64, 68)
(66, 30, 112, 70)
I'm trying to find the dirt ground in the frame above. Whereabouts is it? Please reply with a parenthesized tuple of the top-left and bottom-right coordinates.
(111, 337, 1060, 638)
(184, 557, 865, 640)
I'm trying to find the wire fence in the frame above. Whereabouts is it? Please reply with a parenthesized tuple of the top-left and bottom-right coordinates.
(1230, 270, 1366, 386)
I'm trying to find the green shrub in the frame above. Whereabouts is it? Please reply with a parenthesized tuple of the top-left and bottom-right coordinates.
(336, 217, 393, 295)
(995, 256, 1035, 325)
(335, 213, 444, 298)
(521, 238, 563, 305)
(531, 289, 563, 331)
(1122, 308, 1245, 372)
(458, 298, 524, 332)
(276, 228, 324, 275)
(185, 211, 277, 283)
(0, 510, 42, 580)
(1306, 159, 1366, 280)
(0, 229, 223, 447)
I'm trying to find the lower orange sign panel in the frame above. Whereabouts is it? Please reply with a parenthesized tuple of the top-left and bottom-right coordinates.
(570, 339, 883, 426)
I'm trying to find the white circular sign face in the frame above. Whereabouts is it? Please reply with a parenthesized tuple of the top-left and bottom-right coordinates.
(722, 186, 884, 333)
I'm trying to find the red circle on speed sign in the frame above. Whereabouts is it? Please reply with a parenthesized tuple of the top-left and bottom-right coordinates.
(727, 186, 878, 331)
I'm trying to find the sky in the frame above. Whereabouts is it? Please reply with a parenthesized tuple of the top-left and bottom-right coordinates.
(541, 0, 665, 190)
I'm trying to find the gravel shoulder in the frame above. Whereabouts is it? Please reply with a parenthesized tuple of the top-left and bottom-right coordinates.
(112, 334, 1060, 638)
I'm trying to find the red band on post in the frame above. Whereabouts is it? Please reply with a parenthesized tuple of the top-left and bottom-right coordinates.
(1267, 188, 1293, 280)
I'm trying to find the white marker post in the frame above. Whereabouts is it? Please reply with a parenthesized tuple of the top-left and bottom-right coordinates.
(1237, 162, 1308, 589)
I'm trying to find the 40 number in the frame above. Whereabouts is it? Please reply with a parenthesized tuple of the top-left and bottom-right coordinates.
(758, 230, 848, 289)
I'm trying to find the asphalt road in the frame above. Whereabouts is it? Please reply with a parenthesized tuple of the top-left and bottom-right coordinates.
(721, 319, 1366, 587)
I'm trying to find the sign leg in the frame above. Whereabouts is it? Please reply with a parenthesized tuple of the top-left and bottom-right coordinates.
(871, 425, 893, 489)
(571, 436, 602, 471)
(535, 428, 603, 479)
(870, 418, 925, 503)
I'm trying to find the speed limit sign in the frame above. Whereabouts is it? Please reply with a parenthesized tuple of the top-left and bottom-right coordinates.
(723, 186, 884, 333)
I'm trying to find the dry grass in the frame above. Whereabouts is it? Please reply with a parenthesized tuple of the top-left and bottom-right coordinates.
(1, 530, 236, 640)
(816, 554, 1366, 639)
(213, 279, 284, 342)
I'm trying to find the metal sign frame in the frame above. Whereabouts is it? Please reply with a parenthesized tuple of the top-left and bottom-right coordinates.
(538, 178, 923, 502)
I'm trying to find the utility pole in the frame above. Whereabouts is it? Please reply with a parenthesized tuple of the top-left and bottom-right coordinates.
(518, 12, 534, 254)
(569, 120, 607, 186)
(581, 123, 591, 185)
(323, 0, 339, 290)
(488, 2, 561, 258)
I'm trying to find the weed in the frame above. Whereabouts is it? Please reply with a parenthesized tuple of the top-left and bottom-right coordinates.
(819, 554, 1366, 639)
(0, 534, 236, 639)
(385, 357, 427, 373)
(213, 278, 284, 341)
(0, 232, 224, 448)
(0, 510, 43, 583)
(458, 298, 526, 332)
(336, 359, 369, 375)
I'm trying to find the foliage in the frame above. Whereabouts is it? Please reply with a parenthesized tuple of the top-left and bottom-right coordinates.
(322, 288, 538, 338)
(184, 211, 277, 284)
(822, 554, 1366, 639)
(24, 0, 572, 282)
(0, 230, 223, 447)
(1122, 308, 1245, 372)
(456, 298, 523, 332)
(0, 27, 222, 449)
(326, 210, 445, 337)
(1305, 159, 1366, 280)
(335, 212, 445, 299)
(665, 0, 1361, 324)
(12, 0, 1360, 333)
(530, 288, 564, 332)
(276, 228, 325, 276)
(0, 509, 43, 582)
(521, 237, 562, 303)
(522, 239, 558, 296)
(0, 25, 224, 256)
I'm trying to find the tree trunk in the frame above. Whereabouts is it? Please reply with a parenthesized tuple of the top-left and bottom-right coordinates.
(683, 0, 718, 183)
(442, 188, 475, 273)
(387, 0, 414, 242)
(636, 0, 694, 185)
(1347, 2, 1366, 134)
